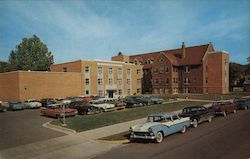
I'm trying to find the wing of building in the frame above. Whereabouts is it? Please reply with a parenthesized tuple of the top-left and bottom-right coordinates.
(112, 42, 229, 94)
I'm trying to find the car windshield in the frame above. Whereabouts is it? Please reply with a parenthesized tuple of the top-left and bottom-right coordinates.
(183, 107, 198, 113)
(147, 116, 169, 122)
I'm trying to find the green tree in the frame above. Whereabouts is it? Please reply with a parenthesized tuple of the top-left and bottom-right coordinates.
(8, 35, 54, 71)
(229, 62, 244, 90)
(0, 61, 10, 73)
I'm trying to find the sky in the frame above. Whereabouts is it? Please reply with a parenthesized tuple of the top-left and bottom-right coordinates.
(0, 0, 250, 64)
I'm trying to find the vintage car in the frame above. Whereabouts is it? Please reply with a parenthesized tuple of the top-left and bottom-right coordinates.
(180, 106, 214, 127)
(234, 98, 250, 110)
(124, 98, 142, 107)
(8, 101, 25, 111)
(40, 104, 78, 118)
(90, 99, 115, 112)
(69, 100, 100, 115)
(0, 105, 8, 112)
(143, 96, 164, 104)
(211, 101, 237, 117)
(40, 98, 58, 107)
(130, 112, 191, 143)
(24, 99, 42, 109)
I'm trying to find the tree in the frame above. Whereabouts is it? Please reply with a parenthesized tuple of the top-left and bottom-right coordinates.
(8, 35, 54, 71)
(0, 61, 10, 73)
(229, 62, 245, 90)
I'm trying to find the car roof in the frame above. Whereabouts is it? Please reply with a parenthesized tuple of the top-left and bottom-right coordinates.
(183, 105, 203, 109)
(148, 112, 177, 117)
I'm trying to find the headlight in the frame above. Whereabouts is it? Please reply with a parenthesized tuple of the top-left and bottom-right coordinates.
(148, 128, 154, 136)
(129, 127, 133, 133)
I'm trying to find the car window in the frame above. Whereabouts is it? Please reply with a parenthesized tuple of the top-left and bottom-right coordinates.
(147, 116, 166, 122)
(172, 115, 179, 120)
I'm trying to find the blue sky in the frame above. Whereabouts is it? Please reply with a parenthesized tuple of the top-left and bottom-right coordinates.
(0, 0, 249, 64)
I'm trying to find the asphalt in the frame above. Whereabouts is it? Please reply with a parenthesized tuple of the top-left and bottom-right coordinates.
(0, 109, 65, 150)
(93, 109, 250, 159)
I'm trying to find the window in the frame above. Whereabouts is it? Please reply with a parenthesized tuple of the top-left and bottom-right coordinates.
(127, 79, 131, 85)
(127, 69, 131, 76)
(184, 78, 190, 84)
(173, 67, 178, 72)
(137, 79, 141, 84)
(206, 77, 208, 84)
(98, 67, 102, 74)
(85, 66, 89, 73)
(165, 67, 169, 72)
(134, 59, 138, 65)
(108, 78, 113, 85)
(85, 78, 89, 85)
(108, 68, 113, 74)
(85, 90, 89, 95)
(118, 68, 122, 75)
(159, 58, 164, 62)
(127, 89, 131, 95)
(146, 59, 154, 64)
(118, 79, 122, 85)
(98, 78, 102, 85)
(63, 67, 67, 72)
(159, 67, 164, 73)
(98, 90, 102, 97)
(166, 78, 169, 84)
(137, 69, 141, 74)
(118, 89, 122, 95)
(184, 66, 190, 73)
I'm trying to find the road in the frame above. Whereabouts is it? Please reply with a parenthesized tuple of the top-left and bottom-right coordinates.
(0, 109, 65, 150)
(94, 109, 250, 159)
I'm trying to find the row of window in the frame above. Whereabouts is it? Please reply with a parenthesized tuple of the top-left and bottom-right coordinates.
(145, 78, 192, 84)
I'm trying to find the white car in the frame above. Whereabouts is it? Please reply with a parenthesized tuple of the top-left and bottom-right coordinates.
(90, 100, 115, 112)
(24, 99, 42, 109)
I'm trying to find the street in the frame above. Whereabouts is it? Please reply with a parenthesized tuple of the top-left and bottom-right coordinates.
(0, 109, 65, 150)
(94, 109, 250, 159)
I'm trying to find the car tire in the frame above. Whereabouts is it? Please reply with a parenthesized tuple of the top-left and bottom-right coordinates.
(181, 126, 186, 133)
(192, 119, 198, 128)
(222, 111, 227, 117)
(155, 132, 164, 143)
(208, 116, 213, 122)
(233, 109, 237, 114)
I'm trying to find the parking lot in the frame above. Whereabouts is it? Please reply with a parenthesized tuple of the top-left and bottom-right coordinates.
(0, 109, 65, 150)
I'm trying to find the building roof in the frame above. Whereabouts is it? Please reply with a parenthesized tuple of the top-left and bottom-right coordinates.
(130, 44, 210, 66)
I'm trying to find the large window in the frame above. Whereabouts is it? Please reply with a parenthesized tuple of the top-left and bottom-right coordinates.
(108, 78, 113, 85)
(85, 66, 89, 73)
(118, 68, 122, 75)
(108, 67, 113, 74)
(184, 66, 190, 73)
(98, 67, 102, 74)
(98, 78, 102, 85)
(85, 78, 90, 85)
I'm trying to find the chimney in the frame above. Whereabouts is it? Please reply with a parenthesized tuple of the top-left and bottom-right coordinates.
(182, 42, 185, 59)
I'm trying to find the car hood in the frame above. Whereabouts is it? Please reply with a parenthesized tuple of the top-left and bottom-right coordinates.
(131, 122, 159, 132)
(27, 102, 41, 105)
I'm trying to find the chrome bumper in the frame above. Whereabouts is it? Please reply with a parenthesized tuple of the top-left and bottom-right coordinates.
(130, 134, 156, 140)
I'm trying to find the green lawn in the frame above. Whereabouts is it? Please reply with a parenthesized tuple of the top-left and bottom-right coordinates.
(52, 101, 208, 132)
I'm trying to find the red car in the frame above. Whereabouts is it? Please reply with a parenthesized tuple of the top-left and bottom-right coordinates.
(211, 101, 237, 117)
(82, 97, 93, 102)
(41, 105, 77, 118)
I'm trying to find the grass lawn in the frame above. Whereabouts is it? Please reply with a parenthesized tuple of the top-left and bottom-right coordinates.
(157, 92, 249, 101)
(52, 101, 208, 132)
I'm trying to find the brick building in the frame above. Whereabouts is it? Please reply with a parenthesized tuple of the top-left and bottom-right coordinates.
(112, 42, 229, 94)
(0, 59, 142, 101)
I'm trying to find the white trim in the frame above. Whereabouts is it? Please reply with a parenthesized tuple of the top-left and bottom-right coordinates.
(97, 63, 123, 67)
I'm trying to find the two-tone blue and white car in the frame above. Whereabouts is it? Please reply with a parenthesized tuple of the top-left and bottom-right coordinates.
(130, 112, 191, 143)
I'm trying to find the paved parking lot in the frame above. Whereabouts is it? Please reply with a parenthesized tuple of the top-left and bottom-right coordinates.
(0, 109, 65, 150)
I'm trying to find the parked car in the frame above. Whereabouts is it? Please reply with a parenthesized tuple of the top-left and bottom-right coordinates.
(0, 105, 8, 112)
(56, 98, 72, 105)
(124, 98, 142, 107)
(180, 106, 214, 127)
(148, 96, 164, 104)
(234, 98, 250, 110)
(40, 98, 58, 107)
(8, 101, 25, 111)
(40, 104, 78, 118)
(81, 97, 93, 102)
(24, 99, 42, 109)
(130, 112, 191, 143)
(90, 100, 115, 112)
(132, 96, 154, 105)
(211, 101, 237, 117)
(69, 101, 100, 115)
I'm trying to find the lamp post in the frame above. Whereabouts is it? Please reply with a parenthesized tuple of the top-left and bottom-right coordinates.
(62, 103, 67, 126)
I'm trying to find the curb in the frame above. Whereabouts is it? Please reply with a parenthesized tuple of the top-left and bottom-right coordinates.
(98, 139, 130, 144)
(43, 121, 77, 135)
